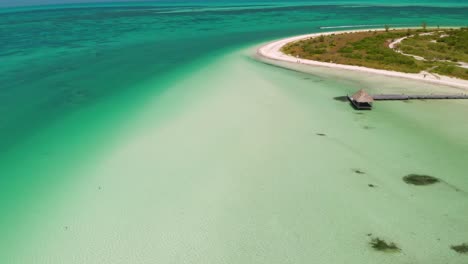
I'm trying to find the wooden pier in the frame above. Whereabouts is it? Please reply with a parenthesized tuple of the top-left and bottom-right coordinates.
(372, 94, 468, 101)
(348, 89, 468, 110)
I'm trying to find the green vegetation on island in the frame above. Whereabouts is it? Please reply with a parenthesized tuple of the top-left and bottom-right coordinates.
(282, 27, 468, 80)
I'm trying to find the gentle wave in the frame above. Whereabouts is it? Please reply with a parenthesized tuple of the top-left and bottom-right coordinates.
(320, 24, 410, 29)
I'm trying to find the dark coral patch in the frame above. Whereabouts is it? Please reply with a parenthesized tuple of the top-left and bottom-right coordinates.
(353, 169, 365, 174)
(403, 174, 440, 186)
(370, 238, 400, 252)
(451, 243, 468, 254)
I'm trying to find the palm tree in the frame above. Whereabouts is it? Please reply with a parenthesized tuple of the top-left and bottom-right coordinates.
(422, 21, 427, 31)
(385, 24, 390, 32)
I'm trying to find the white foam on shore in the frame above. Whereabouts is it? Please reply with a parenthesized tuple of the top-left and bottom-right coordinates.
(320, 24, 384, 29)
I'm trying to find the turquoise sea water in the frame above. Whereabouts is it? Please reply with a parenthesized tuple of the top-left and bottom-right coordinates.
(1, 1, 468, 263)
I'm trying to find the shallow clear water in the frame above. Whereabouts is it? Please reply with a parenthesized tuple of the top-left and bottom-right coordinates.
(0, 1, 467, 263)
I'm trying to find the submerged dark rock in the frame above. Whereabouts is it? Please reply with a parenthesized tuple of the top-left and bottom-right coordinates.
(403, 174, 440, 186)
(370, 238, 400, 252)
(353, 169, 365, 175)
(451, 243, 468, 254)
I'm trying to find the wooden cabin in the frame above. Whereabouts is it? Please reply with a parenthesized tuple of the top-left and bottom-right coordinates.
(348, 89, 374, 110)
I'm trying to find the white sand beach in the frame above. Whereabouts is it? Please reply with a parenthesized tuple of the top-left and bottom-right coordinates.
(257, 29, 468, 90)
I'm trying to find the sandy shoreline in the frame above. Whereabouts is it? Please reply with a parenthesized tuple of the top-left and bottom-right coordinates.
(257, 29, 468, 90)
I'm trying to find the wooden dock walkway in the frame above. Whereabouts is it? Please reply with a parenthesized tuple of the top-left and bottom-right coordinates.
(347, 89, 468, 110)
(371, 94, 468, 101)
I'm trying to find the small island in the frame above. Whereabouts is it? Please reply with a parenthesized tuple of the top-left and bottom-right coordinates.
(281, 26, 468, 80)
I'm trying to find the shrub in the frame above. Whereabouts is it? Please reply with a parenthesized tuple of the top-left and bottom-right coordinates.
(339, 46, 354, 53)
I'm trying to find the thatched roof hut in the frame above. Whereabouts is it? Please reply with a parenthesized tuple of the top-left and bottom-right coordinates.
(352, 89, 374, 103)
(348, 89, 374, 110)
